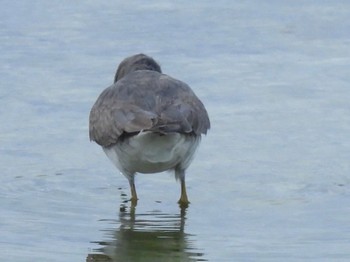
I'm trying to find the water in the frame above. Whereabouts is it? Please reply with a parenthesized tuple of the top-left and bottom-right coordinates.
(1, 1, 350, 261)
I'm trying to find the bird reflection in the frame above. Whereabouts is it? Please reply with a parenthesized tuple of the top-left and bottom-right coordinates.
(87, 205, 206, 262)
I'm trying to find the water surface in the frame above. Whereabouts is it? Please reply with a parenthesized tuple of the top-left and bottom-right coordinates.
(1, 1, 350, 261)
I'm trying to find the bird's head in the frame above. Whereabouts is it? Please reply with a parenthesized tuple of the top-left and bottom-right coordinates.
(114, 54, 162, 83)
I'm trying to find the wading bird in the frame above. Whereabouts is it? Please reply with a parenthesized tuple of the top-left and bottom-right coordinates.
(89, 54, 210, 206)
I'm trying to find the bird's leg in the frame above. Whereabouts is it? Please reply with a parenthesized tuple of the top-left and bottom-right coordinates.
(128, 176, 138, 206)
(179, 178, 190, 207)
(176, 168, 190, 207)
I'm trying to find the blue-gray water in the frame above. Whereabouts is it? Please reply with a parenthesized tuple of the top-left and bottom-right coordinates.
(1, 1, 350, 261)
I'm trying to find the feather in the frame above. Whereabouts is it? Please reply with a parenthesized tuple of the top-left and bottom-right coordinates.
(89, 67, 210, 147)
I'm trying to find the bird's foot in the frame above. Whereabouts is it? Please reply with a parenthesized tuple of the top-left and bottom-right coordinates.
(130, 197, 138, 207)
(178, 198, 190, 208)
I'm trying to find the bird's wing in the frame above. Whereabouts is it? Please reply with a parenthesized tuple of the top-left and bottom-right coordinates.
(89, 71, 210, 147)
(89, 85, 158, 147)
(151, 74, 210, 135)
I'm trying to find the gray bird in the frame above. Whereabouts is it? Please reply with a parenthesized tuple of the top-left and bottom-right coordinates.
(89, 54, 210, 206)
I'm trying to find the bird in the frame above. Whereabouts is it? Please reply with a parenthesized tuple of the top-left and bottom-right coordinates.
(89, 54, 210, 207)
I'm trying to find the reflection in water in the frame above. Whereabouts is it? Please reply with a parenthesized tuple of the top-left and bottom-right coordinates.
(87, 206, 206, 261)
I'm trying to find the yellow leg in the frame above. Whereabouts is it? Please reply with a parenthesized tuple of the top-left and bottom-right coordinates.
(129, 179, 138, 206)
(178, 178, 190, 207)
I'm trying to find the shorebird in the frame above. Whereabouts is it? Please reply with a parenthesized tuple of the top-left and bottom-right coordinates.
(89, 54, 210, 206)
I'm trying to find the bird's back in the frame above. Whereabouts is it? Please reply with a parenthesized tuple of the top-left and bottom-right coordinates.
(89, 70, 210, 148)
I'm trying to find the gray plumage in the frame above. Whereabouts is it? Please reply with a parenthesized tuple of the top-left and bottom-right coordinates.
(89, 54, 210, 206)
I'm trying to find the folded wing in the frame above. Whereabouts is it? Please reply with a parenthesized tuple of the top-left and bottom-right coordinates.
(89, 71, 210, 147)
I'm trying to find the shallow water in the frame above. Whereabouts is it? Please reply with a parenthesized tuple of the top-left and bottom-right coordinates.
(1, 1, 350, 261)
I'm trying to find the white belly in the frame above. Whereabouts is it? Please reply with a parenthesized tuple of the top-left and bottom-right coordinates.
(103, 131, 200, 175)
